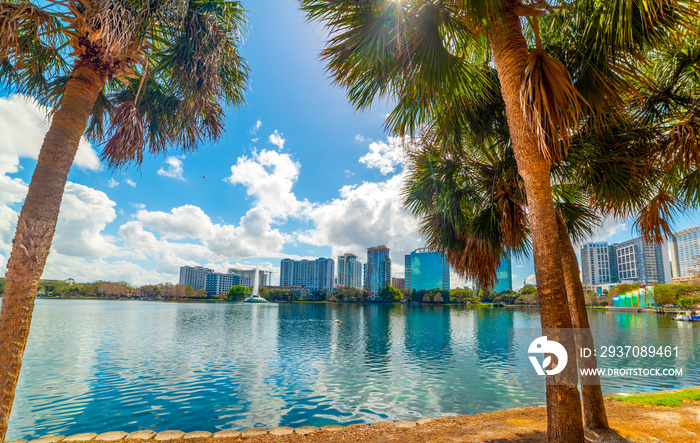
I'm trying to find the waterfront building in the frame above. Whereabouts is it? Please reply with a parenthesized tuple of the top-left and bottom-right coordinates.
(227, 268, 270, 287)
(337, 253, 363, 289)
(670, 226, 700, 283)
(392, 277, 405, 290)
(179, 265, 214, 290)
(279, 257, 335, 291)
(205, 272, 251, 295)
(581, 242, 615, 286)
(404, 248, 450, 292)
(612, 237, 671, 285)
(493, 254, 512, 293)
(579, 237, 671, 286)
(366, 245, 391, 300)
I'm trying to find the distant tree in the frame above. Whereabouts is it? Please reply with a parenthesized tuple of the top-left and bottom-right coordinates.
(433, 292, 444, 303)
(379, 286, 402, 302)
(330, 286, 364, 302)
(0, 278, 5, 295)
(677, 294, 700, 309)
(654, 284, 681, 305)
(585, 289, 597, 306)
(516, 285, 538, 305)
(450, 288, 476, 304)
(500, 289, 518, 305)
(421, 293, 432, 303)
(258, 287, 270, 298)
(226, 285, 250, 301)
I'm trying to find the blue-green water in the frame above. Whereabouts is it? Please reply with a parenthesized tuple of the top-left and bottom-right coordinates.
(6, 300, 699, 440)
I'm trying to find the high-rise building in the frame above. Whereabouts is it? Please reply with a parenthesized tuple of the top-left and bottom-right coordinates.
(404, 248, 450, 292)
(581, 242, 615, 286)
(366, 245, 391, 300)
(392, 277, 405, 290)
(670, 226, 700, 283)
(179, 266, 214, 290)
(493, 254, 512, 293)
(612, 237, 670, 285)
(337, 253, 363, 289)
(580, 237, 671, 286)
(279, 258, 335, 291)
(205, 272, 251, 295)
(227, 268, 270, 287)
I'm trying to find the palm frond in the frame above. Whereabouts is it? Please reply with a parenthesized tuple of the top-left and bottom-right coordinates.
(520, 48, 586, 164)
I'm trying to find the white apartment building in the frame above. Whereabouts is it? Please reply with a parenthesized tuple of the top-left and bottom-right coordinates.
(670, 226, 700, 283)
(337, 253, 363, 289)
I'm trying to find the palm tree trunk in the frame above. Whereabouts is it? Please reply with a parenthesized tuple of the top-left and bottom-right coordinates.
(556, 219, 609, 430)
(0, 61, 106, 442)
(488, 1, 584, 441)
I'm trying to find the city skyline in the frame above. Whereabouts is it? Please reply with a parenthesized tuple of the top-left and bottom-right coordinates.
(1, 0, 698, 290)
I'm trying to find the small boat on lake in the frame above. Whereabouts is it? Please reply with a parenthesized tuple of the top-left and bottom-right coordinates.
(673, 311, 700, 321)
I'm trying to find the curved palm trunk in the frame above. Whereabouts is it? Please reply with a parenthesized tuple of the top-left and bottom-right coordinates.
(488, 1, 584, 441)
(0, 62, 106, 442)
(556, 219, 609, 430)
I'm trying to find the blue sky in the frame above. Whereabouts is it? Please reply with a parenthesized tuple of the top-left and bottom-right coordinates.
(0, 0, 698, 289)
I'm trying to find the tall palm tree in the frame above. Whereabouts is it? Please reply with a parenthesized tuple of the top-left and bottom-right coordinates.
(301, 1, 692, 439)
(0, 1, 248, 439)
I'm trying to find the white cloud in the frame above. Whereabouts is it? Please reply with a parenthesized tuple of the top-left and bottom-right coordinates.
(268, 130, 285, 150)
(157, 156, 185, 180)
(358, 135, 414, 175)
(592, 217, 628, 241)
(226, 149, 308, 219)
(125, 204, 289, 263)
(298, 172, 422, 264)
(108, 178, 119, 188)
(525, 274, 537, 285)
(124, 178, 136, 187)
(250, 120, 262, 135)
(0, 94, 101, 172)
(52, 183, 118, 257)
(136, 205, 216, 240)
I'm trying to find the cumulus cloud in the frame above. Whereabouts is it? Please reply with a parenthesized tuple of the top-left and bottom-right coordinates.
(525, 274, 537, 285)
(52, 183, 118, 257)
(297, 172, 422, 264)
(357, 135, 414, 175)
(136, 205, 216, 240)
(250, 120, 262, 134)
(108, 178, 119, 188)
(226, 149, 308, 219)
(268, 130, 285, 150)
(157, 156, 185, 180)
(0, 94, 101, 172)
(124, 178, 136, 187)
(124, 204, 289, 264)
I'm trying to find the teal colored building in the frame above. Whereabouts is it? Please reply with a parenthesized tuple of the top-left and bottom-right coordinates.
(492, 254, 512, 293)
(405, 248, 450, 291)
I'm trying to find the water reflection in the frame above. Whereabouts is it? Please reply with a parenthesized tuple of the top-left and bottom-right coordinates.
(7, 301, 700, 440)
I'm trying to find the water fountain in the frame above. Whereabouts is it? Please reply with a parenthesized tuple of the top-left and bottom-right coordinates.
(243, 265, 268, 303)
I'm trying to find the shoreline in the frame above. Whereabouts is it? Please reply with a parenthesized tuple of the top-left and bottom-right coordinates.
(9, 388, 700, 443)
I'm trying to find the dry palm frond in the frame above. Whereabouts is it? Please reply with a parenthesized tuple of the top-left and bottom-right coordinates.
(633, 190, 680, 243)
(667, 106, 700, 169)
(520, 47, 586, 164)
(0, 2, 60, 57)
(101, 99, 144, 168)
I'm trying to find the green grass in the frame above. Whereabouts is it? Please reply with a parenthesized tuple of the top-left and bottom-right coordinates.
(611, 388, 700, 407)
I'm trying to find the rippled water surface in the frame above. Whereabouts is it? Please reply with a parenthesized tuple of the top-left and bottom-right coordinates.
(7, 300, 699, 439)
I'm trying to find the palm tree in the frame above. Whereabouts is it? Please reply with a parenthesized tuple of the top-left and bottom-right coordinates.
(403, 140, 615, 429)
(301, 1, 691, 439)
(0, 1, 248, 439)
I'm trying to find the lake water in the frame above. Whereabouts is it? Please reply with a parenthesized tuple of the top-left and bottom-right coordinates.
(7, 300, 699, 440)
